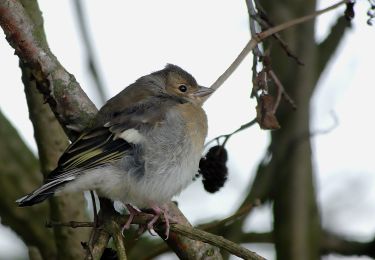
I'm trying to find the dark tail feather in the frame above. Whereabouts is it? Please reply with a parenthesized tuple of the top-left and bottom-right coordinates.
(16, 192, 53, 207)
(16, 178, 73, 207)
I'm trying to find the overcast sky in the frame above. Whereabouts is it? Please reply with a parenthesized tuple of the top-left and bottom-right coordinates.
(0, 1, 374, 259)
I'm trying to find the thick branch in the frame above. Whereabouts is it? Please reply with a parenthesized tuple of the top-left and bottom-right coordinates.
(170, 224, 265, 260)
(157, 202, 223, 259)
(321, 232, 375, 257)
(316, 15, 350, 81)
(16, 0, 91, 258)
(0, 110, 56, 259)
(23, 66, 90, 259)
(0, 0, 98, 137)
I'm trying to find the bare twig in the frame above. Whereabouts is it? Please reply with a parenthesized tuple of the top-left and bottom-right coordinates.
(252, 13, 304, 65)
(222, 118, 258, 146)
(245, 0, 263, 57)
(199, 200, 260, 231)
(210, 0, 348, 92)
(72, 0, 107, 104)
(317, 15, 349, 81)
(111, 222, 128, 260)
(46, 221, 95, 228)
(87, 228, 111, 260)
(171, 224, 265, 260)
(268, 70, 297, 112)
(311, 111, 339, 137)
(205, 118, 258, 148)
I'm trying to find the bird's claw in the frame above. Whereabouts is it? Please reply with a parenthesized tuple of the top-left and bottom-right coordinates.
(121, 204, 173, 240)
(121, 204, 141, 237)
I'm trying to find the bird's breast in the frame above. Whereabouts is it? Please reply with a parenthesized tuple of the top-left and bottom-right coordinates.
(123, 103, 208, 205)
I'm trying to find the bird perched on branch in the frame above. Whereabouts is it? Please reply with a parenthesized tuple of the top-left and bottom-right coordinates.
(17, 64, 213, 237)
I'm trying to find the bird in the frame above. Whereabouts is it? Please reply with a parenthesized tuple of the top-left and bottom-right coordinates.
(16, 64, 213, 236)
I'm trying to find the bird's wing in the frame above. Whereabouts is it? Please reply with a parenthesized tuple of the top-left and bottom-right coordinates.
(46, 100, 175, 181)
(17, 127, 132, 206)
(103, 97, 181, 137)
(46, 127, 131, 181)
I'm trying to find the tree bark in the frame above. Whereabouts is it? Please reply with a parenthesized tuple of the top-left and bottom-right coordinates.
(260, 1, 320, 259)
(0, 110, 56, 259)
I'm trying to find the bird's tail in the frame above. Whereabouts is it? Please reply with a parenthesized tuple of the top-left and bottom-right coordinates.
(16, 177, 73, 207)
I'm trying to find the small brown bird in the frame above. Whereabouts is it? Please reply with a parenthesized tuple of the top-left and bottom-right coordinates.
(17, 64, 213, 236)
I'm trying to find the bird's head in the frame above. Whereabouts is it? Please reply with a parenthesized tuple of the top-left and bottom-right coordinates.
(151, 64, 214, 105)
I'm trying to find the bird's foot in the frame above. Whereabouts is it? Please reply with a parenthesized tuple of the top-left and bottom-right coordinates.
(121, 204, 141, 236)
(146, 205, 175, 239)
(121, 204, 175, 239)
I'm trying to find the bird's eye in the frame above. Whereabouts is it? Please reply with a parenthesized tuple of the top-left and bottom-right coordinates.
(178, 84, 188, 92)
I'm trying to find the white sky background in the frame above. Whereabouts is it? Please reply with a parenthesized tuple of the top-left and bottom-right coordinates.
(0, 1, 374, 259)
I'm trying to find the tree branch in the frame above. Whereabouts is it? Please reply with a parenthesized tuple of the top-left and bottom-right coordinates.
(0, 0, 98, 138)
(316, 15, 350, 81)
(47, 205, 265, 260)
(209, 0, 349, 92)
(0, 110, 56, 259)
(14, 1, 91, 258)
(72, 0, 107, 104)
(321, 231, 375, 258)
(170, 224, 265, 260)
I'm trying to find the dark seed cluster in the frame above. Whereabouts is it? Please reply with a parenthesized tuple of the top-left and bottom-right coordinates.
(198, 145, 229, 193)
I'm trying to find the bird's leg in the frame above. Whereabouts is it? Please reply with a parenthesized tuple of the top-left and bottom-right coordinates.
(147, 205, 172, 239)
(121, 204, 140, 235)
(122, 203, 174, 239)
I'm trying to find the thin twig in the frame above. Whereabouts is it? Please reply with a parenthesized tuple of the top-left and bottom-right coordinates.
(199, 200, 260, 231)
(46, 221, 95, 228)
(245, 0, 263, 57)
(253, 14, 304, 65)
(222, 118, 258, 146)
(311, 111, 339, 136)
(257, 0, 348, 41)
(268, 70, 297, 112)
(72, 0, 107, 104)
(87, 228, 111, 260)
(205, 118, 258, 148)
(170, 224, 265, 260)
(209, 0, 348, 92)
(111, 222, 128, 260)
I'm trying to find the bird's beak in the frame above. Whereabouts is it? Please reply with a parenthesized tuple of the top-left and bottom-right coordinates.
(193, 86, 214, 98)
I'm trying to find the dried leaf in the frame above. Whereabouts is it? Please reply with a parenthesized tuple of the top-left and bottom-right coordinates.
(256, 94, 281, 130)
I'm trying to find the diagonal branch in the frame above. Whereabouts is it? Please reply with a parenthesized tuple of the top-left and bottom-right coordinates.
(210, 0, 349, 92)
(0, 0, 98, 137)
(316, 15, 350, 82)
(72, 0, 107, 104)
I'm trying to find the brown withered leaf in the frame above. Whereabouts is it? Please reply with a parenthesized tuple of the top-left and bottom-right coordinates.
(256, 94, 281, 130)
